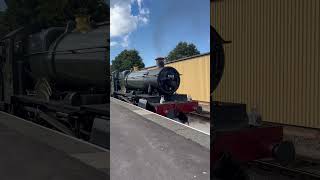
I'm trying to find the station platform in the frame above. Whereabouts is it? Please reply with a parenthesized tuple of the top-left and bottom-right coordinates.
(110, 97, 210, 180)
(0, 112, 108, 180)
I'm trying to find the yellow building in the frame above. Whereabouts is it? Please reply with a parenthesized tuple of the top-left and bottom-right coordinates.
(212, 0, 320, 128)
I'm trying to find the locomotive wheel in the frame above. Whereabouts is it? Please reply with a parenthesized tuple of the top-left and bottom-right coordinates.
(167, 110, 189, 125)
(273, 140, 296, 166)
(177, 112, 189, 125)
(166, 109, 176, 119)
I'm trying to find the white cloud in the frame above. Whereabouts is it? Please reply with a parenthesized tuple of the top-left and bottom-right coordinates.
(110, 4, 138, 37)
(121, 35, 130, 48)
(137, 0, 143, 9)
(110, 0, 149, 47)
(110, 41, 118, 47)
(139, 8, 150, 15)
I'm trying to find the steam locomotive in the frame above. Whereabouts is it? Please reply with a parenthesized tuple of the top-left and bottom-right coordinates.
(0, 17, 109, 149)
(111, 57, 202, 124)
(211, 26, 295, 179)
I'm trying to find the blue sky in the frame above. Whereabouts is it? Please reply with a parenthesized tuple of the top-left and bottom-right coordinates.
(110, 0, 210, 67)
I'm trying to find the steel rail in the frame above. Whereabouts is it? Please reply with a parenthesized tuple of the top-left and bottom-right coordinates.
(188, 112, 210, 121)
(250, 160, 320, 179)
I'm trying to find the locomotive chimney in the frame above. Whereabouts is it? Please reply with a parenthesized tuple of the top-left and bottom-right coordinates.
(155, 57, 165, 68)
(133, 66, 139, 71)
(74, 8, 91, 33)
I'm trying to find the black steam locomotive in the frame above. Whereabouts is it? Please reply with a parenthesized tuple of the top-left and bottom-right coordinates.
(112, 57, 201, 124)
(0, 17, 109, 149)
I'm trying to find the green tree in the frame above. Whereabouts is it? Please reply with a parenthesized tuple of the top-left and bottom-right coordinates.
(166, 42, 200, 62)
(111, 50, 145, 72)
(0, 0, 109, 36)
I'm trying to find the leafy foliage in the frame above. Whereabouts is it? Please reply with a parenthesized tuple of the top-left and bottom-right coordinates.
(0, 0, 109, 36)
(111, 50, 145, 72)
(166, 42, 200, 62)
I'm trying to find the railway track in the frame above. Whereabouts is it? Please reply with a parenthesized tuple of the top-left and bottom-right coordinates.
(248, 158, 320, 179)
(188, 111, 210, 121)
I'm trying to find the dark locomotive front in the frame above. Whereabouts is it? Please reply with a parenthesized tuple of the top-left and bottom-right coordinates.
(211, 26, 295, 179)
(112, 57, 200, 124)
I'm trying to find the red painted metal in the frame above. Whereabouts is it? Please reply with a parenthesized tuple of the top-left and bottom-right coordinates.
(154, 101, 199, 117)
(211, 126, 283, 164)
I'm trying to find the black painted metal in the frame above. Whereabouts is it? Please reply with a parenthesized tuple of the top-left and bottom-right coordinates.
(212, 101, 248, 130)
(125, 66, 180, 95)
(272, 141, 296, 166)
(211, 26, 225, 93)
(0, 21, 110, 149)
(90, 117, 109, 149)
(81, 104, 108, 116)
(27, 24, 108, 90)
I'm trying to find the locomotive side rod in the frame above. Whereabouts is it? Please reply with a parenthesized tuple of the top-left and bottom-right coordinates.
(22, 106, 75, 136)
(13, 95, 80, 113)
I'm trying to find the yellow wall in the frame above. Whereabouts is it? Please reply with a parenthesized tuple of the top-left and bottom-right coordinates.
(166, 55, 210, 103)
(212, 0, 320, 128)
(145, 54, 210, 103)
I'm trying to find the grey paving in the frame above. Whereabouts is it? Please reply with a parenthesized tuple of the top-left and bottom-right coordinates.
(110, 100, 210, 180)
(111, 97, 210, 149)
(0, 112, 108, 180)
(0, 112, 105, 154)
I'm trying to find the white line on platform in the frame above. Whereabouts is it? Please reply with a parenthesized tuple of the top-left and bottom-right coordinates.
(133, 109, 153, 115)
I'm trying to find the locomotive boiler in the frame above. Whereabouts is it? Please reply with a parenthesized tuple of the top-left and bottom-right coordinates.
(112, 57, 201, 124)
(0, 16, 109, 149)
(124, 58, 180, 95)
(210, 26, 295, 179)
(27, 21, 107, 92)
